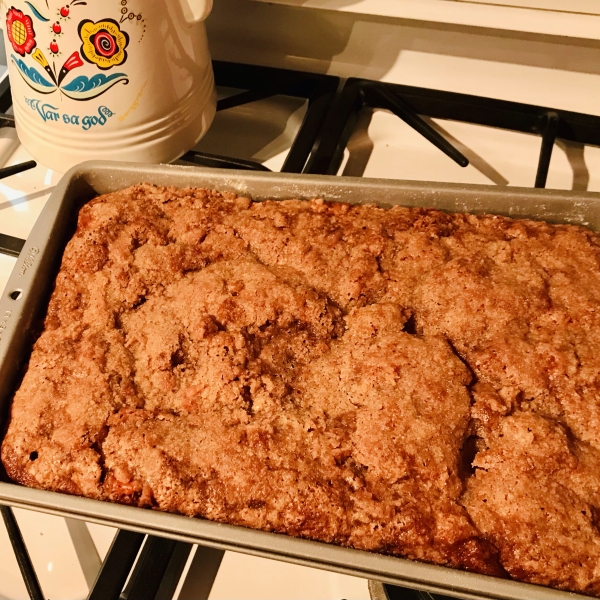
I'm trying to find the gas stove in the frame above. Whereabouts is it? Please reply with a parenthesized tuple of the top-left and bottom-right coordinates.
(2, 51, 600, 600)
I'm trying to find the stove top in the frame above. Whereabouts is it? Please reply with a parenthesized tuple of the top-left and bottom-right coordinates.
(2, 56, 600, 600)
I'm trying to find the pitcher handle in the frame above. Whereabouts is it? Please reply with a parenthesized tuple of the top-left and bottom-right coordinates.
(180, 0, 213, 23)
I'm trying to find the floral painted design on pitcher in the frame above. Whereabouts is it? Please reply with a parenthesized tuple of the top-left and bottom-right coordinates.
(8, 3, 131, 101)
(1, 0, 215, 172)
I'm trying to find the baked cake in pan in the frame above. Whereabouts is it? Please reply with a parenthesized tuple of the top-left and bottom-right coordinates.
(3, 184, 600, 596)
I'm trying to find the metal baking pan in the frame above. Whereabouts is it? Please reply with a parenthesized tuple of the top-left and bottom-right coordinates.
(1, 161, 597, 600)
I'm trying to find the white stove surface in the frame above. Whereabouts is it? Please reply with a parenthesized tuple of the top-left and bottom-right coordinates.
(2, 26, 600, 597)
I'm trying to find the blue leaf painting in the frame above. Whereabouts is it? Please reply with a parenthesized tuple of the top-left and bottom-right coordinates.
(25, 2, 50, 21)
(11, 55, 56, 94)
(61, 73, 129, 101)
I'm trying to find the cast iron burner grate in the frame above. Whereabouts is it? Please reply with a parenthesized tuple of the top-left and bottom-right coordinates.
(305, 76, 600, 186)
(3, 65, 600, 600)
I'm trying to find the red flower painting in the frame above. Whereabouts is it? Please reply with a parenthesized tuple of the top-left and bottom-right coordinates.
(6, 8, 36, 56)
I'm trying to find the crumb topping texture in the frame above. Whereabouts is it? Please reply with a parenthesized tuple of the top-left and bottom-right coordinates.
(3, 185, 600, 595)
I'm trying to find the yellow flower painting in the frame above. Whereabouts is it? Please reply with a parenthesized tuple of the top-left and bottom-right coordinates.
(78, 18, 129, 70)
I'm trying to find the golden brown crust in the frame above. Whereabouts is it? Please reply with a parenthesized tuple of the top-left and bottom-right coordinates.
(3, 185, 600, 595)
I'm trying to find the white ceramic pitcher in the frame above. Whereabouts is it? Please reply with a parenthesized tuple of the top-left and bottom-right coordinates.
(1, 0, 216, 172)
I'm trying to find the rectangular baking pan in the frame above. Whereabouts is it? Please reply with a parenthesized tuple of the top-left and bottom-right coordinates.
(1, 161, 598, 600)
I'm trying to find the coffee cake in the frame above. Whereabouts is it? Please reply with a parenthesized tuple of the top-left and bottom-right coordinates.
(3, 184, 600, 595)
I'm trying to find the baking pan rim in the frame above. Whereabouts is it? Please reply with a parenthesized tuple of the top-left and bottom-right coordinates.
(0, 160, 597, 600)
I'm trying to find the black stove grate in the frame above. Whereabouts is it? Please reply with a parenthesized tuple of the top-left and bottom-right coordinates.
(182, 60, 340, 174)
(1, 506, 45, 600)
(3, 64, 600, 600)
(305, 77, 600, 188)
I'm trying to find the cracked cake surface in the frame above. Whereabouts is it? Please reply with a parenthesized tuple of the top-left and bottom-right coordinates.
(3, 184, 600, 595)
